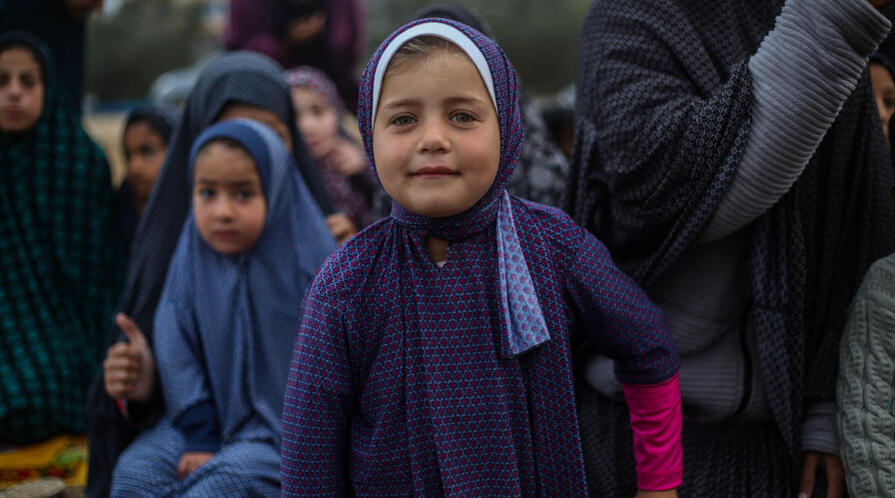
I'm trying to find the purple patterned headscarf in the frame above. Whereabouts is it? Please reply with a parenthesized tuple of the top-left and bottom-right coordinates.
(359, 18, 547, 356)
(285, 65, 346, 121)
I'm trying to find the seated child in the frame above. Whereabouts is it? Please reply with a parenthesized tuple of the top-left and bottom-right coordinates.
(109, 119, 336, 497)
(118, 105, 179, 253)
(287, 66, 383, 229)
(281, 19, 683, 496)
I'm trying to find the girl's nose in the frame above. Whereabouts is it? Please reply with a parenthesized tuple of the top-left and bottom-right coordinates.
(212, 198, 236, 220)
(6, 78, 22, 99)
(418, 120, 450, 154)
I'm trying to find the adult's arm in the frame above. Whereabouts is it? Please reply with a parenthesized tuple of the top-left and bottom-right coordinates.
(701, 0, 891, 242)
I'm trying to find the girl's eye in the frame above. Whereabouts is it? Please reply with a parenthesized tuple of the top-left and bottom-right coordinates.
(20, 75, 37, 89)
(885, 98, 895, 111)
(450, 112, 475, 124)
(198, 188, 214, 199)
(140, 145, 159, 157)
(235, 190, 255, 201)
(390, 115, 416, 126)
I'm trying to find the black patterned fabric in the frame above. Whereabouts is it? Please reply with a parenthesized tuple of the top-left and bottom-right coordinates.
(567, 0, 895, 493)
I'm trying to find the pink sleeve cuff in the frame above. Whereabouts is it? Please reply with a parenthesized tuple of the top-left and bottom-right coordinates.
(622, 372, 683, 491)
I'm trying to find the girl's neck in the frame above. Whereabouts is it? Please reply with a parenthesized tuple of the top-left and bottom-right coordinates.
(427, 236, 448, 263)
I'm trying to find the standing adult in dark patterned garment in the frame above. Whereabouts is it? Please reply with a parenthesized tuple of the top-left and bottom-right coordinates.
(567, 0, 895, 496)
(410, 3, 570, 208)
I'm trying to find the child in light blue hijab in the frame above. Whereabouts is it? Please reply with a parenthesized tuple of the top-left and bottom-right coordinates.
(109, 119, 336, 497)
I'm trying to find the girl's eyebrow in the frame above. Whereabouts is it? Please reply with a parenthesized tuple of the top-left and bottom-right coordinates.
(382, 95, 488, 111)
(381, 98, 421, 110)
(443, 95, 488, 107)
(195, 178, 257, 187)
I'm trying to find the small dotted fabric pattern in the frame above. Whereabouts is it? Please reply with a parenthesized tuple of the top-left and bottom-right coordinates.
(281, 18, 679, 496)
(496, 190, 549, 356)
(0, 34, 123, 443)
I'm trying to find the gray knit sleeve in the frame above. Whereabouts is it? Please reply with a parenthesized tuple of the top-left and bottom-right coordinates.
(838, 256, 895, 497)
(700, 0, 890, 243)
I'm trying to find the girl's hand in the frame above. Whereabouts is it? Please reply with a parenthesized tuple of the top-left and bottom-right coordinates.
(103, 313, 155, 402)
(325, 213, 357, 245)
(329, 139, 368, 177)
(799, 451, 844, 498)
(635, 490, 678, 498)
(177, 452, 214, 479)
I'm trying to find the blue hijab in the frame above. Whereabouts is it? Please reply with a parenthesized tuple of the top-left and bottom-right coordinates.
(154, 119, 336, 445)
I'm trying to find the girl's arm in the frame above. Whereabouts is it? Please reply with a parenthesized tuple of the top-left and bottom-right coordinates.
(281, 294, 354, 497)
(153, 299, 220, 453)
(562, 222, 682, 491)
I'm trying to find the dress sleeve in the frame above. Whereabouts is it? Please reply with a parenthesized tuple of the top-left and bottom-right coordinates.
(281, 292, 354, 497)
(562, 222, 682, 488)
(563, 225, 679, 385)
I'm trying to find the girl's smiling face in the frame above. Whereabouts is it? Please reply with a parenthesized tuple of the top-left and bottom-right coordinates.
(193, 140, 267, 255)
(0, 46, 44, 133)
(292, 86, 340, 159)
(372, 48, 500, 218)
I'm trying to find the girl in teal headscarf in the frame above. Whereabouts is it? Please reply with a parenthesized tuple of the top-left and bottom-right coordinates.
(0, 30, 122, 443)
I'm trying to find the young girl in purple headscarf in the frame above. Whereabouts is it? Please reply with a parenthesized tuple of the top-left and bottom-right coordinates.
(286, 66, 381, 229)
(281, 19, 684, 496)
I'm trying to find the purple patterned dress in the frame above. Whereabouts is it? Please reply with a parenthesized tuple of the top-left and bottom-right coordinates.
(281, 19, 680, 496)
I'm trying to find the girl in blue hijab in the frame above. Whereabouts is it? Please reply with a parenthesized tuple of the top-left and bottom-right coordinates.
(109, 119, 335, 497)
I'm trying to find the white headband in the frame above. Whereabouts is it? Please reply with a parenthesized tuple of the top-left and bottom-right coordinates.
(371, 22, 497, 129)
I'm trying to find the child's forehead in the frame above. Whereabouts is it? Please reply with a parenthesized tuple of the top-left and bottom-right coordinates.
(371, 23, 497, 128)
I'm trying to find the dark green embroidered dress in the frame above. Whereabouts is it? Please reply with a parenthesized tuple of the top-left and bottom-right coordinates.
(0, 32, 122, 443)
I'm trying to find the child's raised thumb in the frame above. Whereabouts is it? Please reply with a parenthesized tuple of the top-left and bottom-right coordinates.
(116, 313, 146, 346)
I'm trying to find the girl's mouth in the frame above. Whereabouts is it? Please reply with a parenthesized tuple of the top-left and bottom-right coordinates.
(412, 166, 458, 178)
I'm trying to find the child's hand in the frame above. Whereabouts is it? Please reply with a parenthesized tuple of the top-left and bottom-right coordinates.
(634, 490, 678, 498)
(329, 139, 368, 178)
(326, 213, 357, 245)
(177, 452, 214, 479)
(103, 313, 155, 402)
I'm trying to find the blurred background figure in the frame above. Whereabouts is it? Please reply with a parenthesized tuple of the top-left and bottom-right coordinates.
(538, 84, 575, 159)
(0, 0, 103, 108)
(118, 105, 180, 254)
(287, 66, 384, 228)
(0, 30, 122, 492)
(225, 0, 365, 112)
(869, 52, 895, 150)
